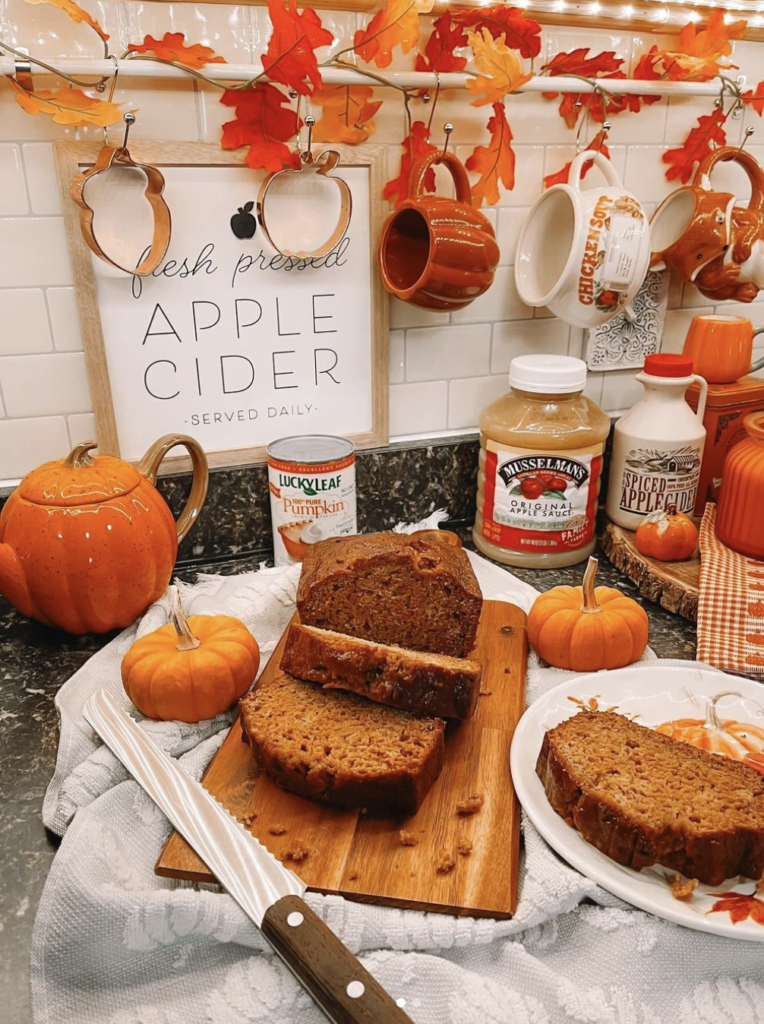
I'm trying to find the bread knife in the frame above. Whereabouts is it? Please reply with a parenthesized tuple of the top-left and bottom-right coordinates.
(83, 690, 414, 1024)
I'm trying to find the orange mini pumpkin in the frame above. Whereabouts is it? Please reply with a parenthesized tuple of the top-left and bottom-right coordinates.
(122, 587, 260, 722)
(527, 557, 649, 672)
(635, 502, 698, 562)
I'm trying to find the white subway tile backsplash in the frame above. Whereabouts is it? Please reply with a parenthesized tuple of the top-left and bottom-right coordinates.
(451, 267, 533, 325)
(623, 146, 677, 204)
(21, 144, 60, 215)
(0, 352, 90, 417)
(389, 381, 448, 436)
(660, 307, 707, 354)
(0, 415, 70, 482)
(46, 287, 83, 352)
(600, 369, 646, 413)
(448, 374, 507, 430)
(389, 297, 449, 330)
(67, 412, 97, 445)
(0, 145, 28, 216)
(458, 144, 545, 208)
(497, 208, 528, 266)
(0, 217, 72, 287)
(492, 319, 570, 373)
(389, 330, 404, 384)
(0, 289, 52, 354)
(406, 324, 491, 381)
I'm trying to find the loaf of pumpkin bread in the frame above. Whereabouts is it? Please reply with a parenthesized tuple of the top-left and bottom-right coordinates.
(537, 710, 764, 886)
(240, 670, 444, 814)
(296, 531, 483, 659)
(281, 623, 482, 719)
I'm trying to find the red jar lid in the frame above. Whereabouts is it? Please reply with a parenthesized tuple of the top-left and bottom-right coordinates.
(643, 354, 694, 377)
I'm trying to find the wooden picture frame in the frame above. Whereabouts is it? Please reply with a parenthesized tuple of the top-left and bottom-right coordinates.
(53, 140, 389, 473)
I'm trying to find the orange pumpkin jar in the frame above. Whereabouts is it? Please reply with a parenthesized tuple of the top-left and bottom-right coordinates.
(0, 436, 208, 634)
(716, 413, 764, 559)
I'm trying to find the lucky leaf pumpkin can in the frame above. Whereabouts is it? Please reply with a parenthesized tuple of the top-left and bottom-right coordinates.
(122, 586, 260, 722)
(527, 557, 649, 672)
(634, 502, 699, 562)
(0, 435, 208, 634)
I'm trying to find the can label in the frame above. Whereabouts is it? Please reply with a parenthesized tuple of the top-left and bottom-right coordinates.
(617, 443, 702, 516)
(482, 441, 603, 554)
(268, 451, 357, 566)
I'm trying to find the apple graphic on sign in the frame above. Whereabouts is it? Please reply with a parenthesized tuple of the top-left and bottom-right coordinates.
(230, 201, 257, 240)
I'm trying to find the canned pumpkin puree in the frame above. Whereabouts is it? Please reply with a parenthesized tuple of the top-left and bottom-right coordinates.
(267, 435, 357, 566)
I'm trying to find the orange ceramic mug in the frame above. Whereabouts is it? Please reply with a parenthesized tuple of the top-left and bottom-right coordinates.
(377, 150, 500, 311)
(682, 315, 764, 384)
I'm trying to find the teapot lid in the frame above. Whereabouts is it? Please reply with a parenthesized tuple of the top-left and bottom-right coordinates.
(19, 441, 142, 507)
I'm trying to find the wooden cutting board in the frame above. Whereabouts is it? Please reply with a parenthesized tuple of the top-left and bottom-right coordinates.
(601, 521, 699, 621)
(156, 600, 528, 918)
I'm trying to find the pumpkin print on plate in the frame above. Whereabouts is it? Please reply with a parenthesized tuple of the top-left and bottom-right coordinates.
(656, 690, 764, 771)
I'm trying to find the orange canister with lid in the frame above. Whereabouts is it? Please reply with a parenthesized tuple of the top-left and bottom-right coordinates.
(716, 413, 764, 559)
(473, 354, 610, 568)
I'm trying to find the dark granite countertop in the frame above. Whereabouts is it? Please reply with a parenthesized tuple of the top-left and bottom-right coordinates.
(0, 541, 697, 1024)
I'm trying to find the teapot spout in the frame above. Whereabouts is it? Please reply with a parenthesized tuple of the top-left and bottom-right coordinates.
(0, 543, 34, 618)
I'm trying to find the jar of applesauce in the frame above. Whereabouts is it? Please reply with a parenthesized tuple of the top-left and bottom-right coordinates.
(473, 354, 610, 568)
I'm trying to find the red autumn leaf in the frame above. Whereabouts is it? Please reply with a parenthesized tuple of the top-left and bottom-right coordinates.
(744, 80, 764, 116)
(220, 83, 300, 172)
(261, 0, 333, 96)
(662, 108, 727, 183)
(127, 32, 226, 69)
(542, 47, 624, 78)
(383, 120, 437, 208)
(466, 102, 515, 206)
(454, 5, 542, 60)
(543, 131, 611, 189)
(708, 890, 764, 925)
(542, 49, 628, 128)
(630, 46, 663, 108)
(415, 11, 469, 73)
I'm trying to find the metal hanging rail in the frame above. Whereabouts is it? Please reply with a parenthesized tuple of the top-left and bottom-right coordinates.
(0, 56, 743, 97)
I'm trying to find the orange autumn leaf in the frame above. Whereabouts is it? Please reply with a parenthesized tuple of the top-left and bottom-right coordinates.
(662, 108, 727, 183)
(655, 9, 746, 81)
(354, 0, 435, 70)
(220, 83, 300, 172)
(467, 28, 532, 106)
(383, 120, 437, 208)
(25, 0, 108, 41)
(312, 85, 381, 144)
(744, 80, 764, 116)
(9, 79, 125, 127)
(543, 131, 611, 189)
(708, 890, 764, 925)
(127, 32, 226, 69)
(262, 0, 333, 96)
(466, 102, 515, 206)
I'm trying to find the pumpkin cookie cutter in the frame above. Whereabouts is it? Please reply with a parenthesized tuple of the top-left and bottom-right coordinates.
(256, 116, 352, 260)
(70, 113, 172, 276)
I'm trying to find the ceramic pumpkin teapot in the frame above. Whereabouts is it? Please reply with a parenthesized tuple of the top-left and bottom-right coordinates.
(0, 434, 208, 634)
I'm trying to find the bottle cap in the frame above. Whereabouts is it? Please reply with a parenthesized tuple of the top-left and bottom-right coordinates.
(508, 355, 587, 394)
(643, 354, 694, 378)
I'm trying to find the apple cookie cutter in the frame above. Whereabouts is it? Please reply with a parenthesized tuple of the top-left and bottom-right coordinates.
(256, 116, 352, 260)
(70, 113, 172, 277)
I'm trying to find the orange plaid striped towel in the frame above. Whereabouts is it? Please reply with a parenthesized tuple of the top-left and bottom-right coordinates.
(698, 503, 764, 674)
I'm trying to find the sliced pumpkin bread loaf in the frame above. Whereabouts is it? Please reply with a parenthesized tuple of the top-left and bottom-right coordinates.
(537, 710, 764, 886)
(240, 670, 444, 814)
(280, 624, 482, 719)
(296, 531, 482, 659)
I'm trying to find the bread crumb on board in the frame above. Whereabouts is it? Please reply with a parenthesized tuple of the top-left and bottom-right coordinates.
(399, 829, 419, 847)
(268, 823, 288, 836)
(479, 689, 493, 696)
(237, 812, 257, 827)
(456, 793, 484, 816)
(436, 848, 456, 874)
(348, 870, 359, 881)
(285, 842, 309, 862)
(457, 835, 473, 857)
(670, 874, 699, 901)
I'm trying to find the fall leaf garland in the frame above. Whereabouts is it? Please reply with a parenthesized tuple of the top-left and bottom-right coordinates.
(466, 103, 515, 207)
(127, 32, 226, 69)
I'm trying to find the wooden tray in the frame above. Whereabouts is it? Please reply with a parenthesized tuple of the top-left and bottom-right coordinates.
(156, 600, 528, 918)
(601, 521, 699, 621)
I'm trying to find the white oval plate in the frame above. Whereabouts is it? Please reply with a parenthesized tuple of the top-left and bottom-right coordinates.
(510, 663, 764, 940)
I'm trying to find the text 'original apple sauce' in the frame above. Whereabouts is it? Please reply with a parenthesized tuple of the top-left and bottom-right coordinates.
(267, 435, 357, 566)
(473, 355, 610, 569)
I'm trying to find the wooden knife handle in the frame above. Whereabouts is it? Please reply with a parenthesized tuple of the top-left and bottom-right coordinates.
(261, 894, 414, 1024)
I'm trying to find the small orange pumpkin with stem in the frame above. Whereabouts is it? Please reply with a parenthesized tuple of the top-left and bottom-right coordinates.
(122, 586, 260, 723)
(527, 557, 649, 672)
(635, 502, 698, 562)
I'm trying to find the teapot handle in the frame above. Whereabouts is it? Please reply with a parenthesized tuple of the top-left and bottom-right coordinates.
(695, 147, 764, 213)
(138, 434, 209, 544)
(410, 151, 473, 206)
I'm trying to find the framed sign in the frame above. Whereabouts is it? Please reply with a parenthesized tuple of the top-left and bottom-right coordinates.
(54, 140, 389, 472)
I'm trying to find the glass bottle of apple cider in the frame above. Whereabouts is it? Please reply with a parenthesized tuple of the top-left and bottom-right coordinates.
(474, 355, 610, 568)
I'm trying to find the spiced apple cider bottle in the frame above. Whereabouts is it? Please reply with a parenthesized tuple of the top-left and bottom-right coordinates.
(474, 355, 610, 568)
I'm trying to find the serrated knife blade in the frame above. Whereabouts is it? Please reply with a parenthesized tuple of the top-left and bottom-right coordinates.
(83, 690, 414, 1024)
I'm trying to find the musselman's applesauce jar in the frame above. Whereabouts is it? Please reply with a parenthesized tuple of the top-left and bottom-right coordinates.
(474, 355, 610, 568)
